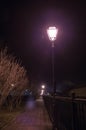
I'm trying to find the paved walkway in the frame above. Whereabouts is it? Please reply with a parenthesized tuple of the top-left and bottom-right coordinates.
(2, 98, 52, 130)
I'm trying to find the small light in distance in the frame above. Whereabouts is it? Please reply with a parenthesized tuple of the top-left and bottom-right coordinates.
(41, 85, 45, 89)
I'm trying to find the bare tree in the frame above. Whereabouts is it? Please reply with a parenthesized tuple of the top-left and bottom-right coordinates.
(0, 48, 29, 110)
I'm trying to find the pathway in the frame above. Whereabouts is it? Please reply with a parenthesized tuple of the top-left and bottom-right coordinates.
(2, 97, 52, 130)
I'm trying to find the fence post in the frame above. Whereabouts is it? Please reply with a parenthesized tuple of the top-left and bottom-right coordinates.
(72, 93, 76, 130)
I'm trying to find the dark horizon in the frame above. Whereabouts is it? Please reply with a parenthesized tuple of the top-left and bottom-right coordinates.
(0, 0, 86, 85)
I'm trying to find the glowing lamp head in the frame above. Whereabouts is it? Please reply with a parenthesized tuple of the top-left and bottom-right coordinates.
(47, 26, 58, 41)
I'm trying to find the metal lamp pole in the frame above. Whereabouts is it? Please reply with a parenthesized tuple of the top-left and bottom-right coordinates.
(52, 41, 55, 95)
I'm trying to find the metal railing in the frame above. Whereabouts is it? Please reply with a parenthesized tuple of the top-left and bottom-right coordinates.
(43, 95, 86, 130)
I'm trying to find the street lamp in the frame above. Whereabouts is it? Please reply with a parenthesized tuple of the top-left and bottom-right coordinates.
(47, 26, 58, 95)
(40, 85, 45, 95)
(47, 26, 58, 130)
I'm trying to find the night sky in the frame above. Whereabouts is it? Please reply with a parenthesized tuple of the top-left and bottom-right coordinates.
(0, 0, 86, 85)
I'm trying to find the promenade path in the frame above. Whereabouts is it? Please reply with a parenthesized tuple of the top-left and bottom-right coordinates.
(2, 97, 52, 130)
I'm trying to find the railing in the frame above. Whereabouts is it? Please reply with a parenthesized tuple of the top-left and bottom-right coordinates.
(43, 95, 86, 130)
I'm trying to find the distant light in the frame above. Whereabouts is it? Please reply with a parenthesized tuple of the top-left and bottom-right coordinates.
(41, 85, 45, 89)
(11, 84, 14, 87)
(47, 26, 58, 41)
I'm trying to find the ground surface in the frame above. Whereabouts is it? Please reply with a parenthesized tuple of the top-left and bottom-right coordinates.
(2, 97, 52, 130)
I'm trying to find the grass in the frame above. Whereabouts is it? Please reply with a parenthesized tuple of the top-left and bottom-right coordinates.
(0, 106, 24, 129)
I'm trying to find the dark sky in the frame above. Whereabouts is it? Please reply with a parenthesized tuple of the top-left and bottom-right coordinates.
(0, 0, 86, 84)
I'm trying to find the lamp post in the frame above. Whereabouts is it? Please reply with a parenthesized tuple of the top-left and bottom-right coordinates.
(47, 26, 58, 95)
(47, 26, 58, 130)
